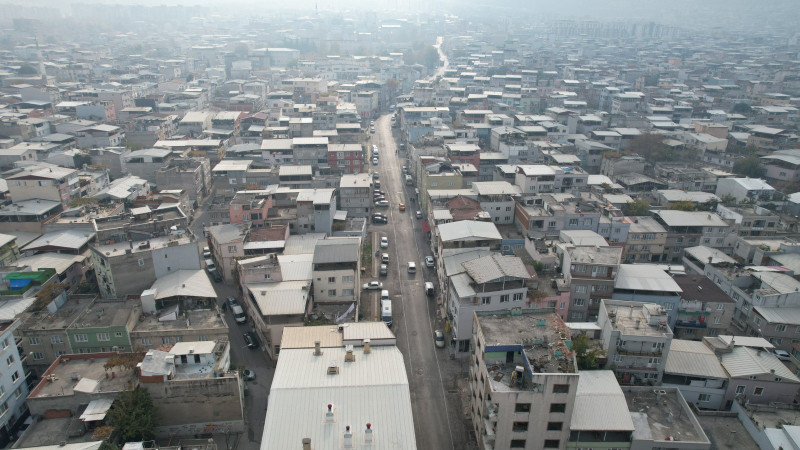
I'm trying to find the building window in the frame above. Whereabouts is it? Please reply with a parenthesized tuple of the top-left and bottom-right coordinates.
(717, 304, 725, 310)
(547, 422, 563, 431)
(328, 277, 336, 283)
(735, 385, 745, 395)
(343, 289, 354, 296)
(574, 285, 587, 294)
(713, 316, 721, 325)
(162, 337, 171, 345)
(515, 403, 531, 413)
(115, 332, 123, 338)
(5, 355, 12, 366)
(10, 372, 19, 383)
(138, 258, 145, 266)
(777, 325, 787, 333)
(574, 298, 585, 306)
(50, 336, 63, 344)
(513, 293, 523, 301)
(141, 338, 152, 345)
(343, 276, 353, 283)
(328, 290, 336, 296)
(32, 352, 44, 360)
(79, 348, 90, 354)
(512, 422, 528, 432)
(500, 295, 509, 303)
(228, 246, 237, 252)
(510, 440, 526, 448)
(698, 394, 711, 402)
(28, 337, 39, 345)
(544, 440, 560, 448)
(481, 297, 490, 305)
(549, 403, 566, 413)
(74, 334, 88, 342)
(753, 387, 764, 396)
(97, 333, 110, 342)
(0, 402, 7, 417)
(553, 384, 570, 394)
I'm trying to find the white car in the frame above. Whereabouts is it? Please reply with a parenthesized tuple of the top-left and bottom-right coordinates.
(407, 262, 416, 273)
(774, 349, 791, 361)
(375, 200, 389, 207)
(362, 281, 384, 290)
(434, 330, 445, 348)
(380, 237, 389, 249)
(372, 157, 379, 165)
(425, 256, 435, 267)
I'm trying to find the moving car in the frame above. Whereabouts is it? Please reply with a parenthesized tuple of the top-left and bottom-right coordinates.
(425, 256, 435, 268)
(380, 236, 389, 248)
(434, 330, 445, 348)
(407, 262, 416, 273)
(416, 210, 422, 219)
(243, 331, 258, 349)
(425, 282, 435, 297)
(398, 202, 406, 211)
(362, 281, 384, 290)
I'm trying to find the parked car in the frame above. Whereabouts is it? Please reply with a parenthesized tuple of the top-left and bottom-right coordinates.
(373, 171, 380, 179)
(380, 236, 389, 248)
(775, 349, 791, 361)
(363, 281, 384, 290)
(416, 210, 422, 219)
(372, 157, 378, 165)
(373, 189, 385, 196)
(226, 297, 239, 309)
(243, 332, 258, 349)
(242, 369, 256, 380)
(407, 262, 416, 273)
(381, 253, 389, 264)
(203, 247, 211, 258)
(425, 256, 435, 268)
(370, 127, 375, 133)
(434, 330, 445, 348)
(372, 214, 388, 224)
(380, 264, 388, 276)
(375, 200, 389, 207)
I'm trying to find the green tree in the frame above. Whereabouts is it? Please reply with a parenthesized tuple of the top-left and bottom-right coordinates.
(622, 199, 651, 217)
(697, 199, 719, 212)
(733, 156, 765, 178)
(16, 64, 38, 75)
(719, 194, 738, 206)
(106, 387, 157, 442)
(571, 334, 604, 370)
(669, 201, 696, 211)
(732, 103, 753, 115)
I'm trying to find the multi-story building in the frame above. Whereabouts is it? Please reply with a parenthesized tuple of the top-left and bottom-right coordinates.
(651, 210, 730, 263)
(446, 253, 532, 354)
(562, 246, 622, 321)
(622, 216, 668, 263)
(0, 315, 30, 446)
(326, 143, 363, 174)
(470, 309, 579, 450)
(612, 264, 683, 327)
(6, 164, 78, 206)
(338, 173, 372, 217)
(65, 298, 139, 353)
(129, 308, 229, 350)
(154, 157, 211, 203)
(207, 223, 249, 282)
(662, 339, 729, 410)
(598, 299, 673, 385)
(122, 148, 173, 183)
(291, 137, 329, 168)
(672, 274, 735, 340)
(296, 188, 336, 235)
(311, 237, 360, 305)
(470, 182, 521, 225)
(716, 177, 776, 203)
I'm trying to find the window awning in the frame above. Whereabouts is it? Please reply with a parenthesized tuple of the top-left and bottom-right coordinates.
(80, 398, 113, 422)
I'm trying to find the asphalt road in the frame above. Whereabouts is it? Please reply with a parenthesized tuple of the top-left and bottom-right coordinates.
(371, 114, 457, 450)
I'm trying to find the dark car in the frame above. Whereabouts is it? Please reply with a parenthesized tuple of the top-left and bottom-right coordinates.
(372, 214, 388, 224)
(243, 331, 258, 349)
(226, 297, 239, 309)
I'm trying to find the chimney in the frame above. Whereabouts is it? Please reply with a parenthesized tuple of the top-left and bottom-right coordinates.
(325, 404, 334, 422)
(343, 426, 353, 448)
(635, 319, 640, 329)
(363, 339, 371, 354)
(302, 438, 311, 450)
(345, 345, 355, 362)
(314, 341, 322, 356)
(364, 423, 373, 444)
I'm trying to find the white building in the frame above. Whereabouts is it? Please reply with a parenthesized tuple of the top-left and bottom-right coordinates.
(716, 178, 776, 203)
(0, 313, 30, 444)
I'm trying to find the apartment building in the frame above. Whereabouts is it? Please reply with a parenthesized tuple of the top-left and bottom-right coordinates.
(562, 245, 622, 321)
(154, 157, 211, 202)
(6, 164, 78, 206)
(311, 237, 360, 304)
(716, 177, 776, 203)
(598, 299, 673, 384)
(651, 210, 730, 263)
(673, 274, 735, 340)
(623, 216, 667, 263)
(0, 316, 29, 446)
(470, 181, 521, 225)
(612, 264, 683, 327)
(338, 173, 372, 217)
(326, 143, 363, 174)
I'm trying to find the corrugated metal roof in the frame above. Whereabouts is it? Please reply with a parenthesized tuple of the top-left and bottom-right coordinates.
(247, 281, 310, 316)
(150, 270, 216, 300)
(262, 346, 415, 450)
(437, 220, 501, 242)
(22, 229, 95, 251)
(470, 181, 521, 196)
(442, 248, 492, 276)
(278, 254, 313, 281)
(450, 272, 476, 297)
(754, 306, 800, 326)
(341, 322, 396, 344)
(614, 264, 682, 293)
(664, 340, 727, 379)
(313, 237, 360, 264)
(752, 271, 800, 294)
(716, 335, 774, 349)
(720, 346, 800, 382)
(462, 254, 530, 284)
(571, 371, 635, 431)
(16, 253, 86, 275)
(684, 246, 736, 265)
(283, 234, 325, 255)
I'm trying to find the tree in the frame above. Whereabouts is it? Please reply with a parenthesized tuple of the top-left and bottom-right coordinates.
(622, 199, 650, 217)
(719, 194, 738, 206)
(697, 199, 719, 212)
(669, 201, 696, 211)
(733, 103, 753, 115)
(571, 334, 604, 370)
(16, 64, 38, 75)
(733, 156, 765, 178)
(106, 387, 157, 442)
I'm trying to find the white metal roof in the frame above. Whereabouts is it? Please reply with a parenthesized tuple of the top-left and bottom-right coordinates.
(470, 181, 521, 196)
(262, 345, 416, 450)
(729, 177, 774, 191)
(614, 264, 681, 293)
(664, 340, 727, 379)
(716, 335, 774, 349)
(79, 398, 113, 422)
(571, 371, 635, 431)
(278, 254, 313, 281)
(720, 346, 800, 382)
(247, 281, 310, 316)
(658, 190, 720, 203)
(437, 220, 501, 243)
(752, 271, 800, 294)
(16, 253, 86, 275)
(653, 210, 728, 227)
(516, 165, 556, 176)
(683, 246, 736, 265)
(754, 306, 800, 326)
(150, 269, 216, 300)
(170, 341, 216, 355)
(441, 248, 493, 277)
(22, 229, 95, 252)
(212, 159, 253, 172)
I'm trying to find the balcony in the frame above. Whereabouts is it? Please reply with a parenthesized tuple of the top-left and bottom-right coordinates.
(617, 347, 662, 357)
(675, 320, 707, 329)
(678, 308, 710, 315)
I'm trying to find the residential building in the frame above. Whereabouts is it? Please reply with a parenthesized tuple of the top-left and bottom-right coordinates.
(0, 316, 30, 446)
(470, 309, 579, 450)
(311, 237, 360, 305)
(623, 216, 667, 263)
(154, 157, 211, 203)
(6, 164, 79, 206)
(326, 143, 363, 174)
(338, 173, 372, 217)
(612, 264, 683, 326)
(470, 181, 521, 225)
(562, 246, 622, 321)
(716, 178, 776, 203)
(207, 223, 249, 282)
(651, 210, 730, 263)
(65, 298, 139, 354)
(663, 339, 729, 410)
(130, 308, 229, 350)
(719, 344, 800, 409)
(296, 188, 336, 235)
(598, 299, 673, 384)
(122, 148, 173, 183)
(672, 274, 735, 339)
(261, 323, 416, 450)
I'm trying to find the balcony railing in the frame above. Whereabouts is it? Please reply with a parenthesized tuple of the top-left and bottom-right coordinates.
(678, 309, 710, 315)
(675, 320, 707, 329)
(617, 347, 662, 357)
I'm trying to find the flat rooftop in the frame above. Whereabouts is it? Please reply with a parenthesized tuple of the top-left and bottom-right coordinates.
(31, 354, 136, 399)
(132, 309, 227, 332)
(624, 387, 707, 443)
(71, 299, 138, 329)
(605, 301, 671, 338)
(23, 295, 96, 330)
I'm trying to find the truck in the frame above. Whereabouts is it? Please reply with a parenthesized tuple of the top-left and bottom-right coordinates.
(381, 299, 392, 327)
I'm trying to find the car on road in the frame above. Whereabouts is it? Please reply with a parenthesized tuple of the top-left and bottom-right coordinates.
(775, 349, 791, 361)
(425, 256, 435, 268)
(243, 331, 258, 349)
(232, 304, 247, 324)
(373, 195, 386, 203)
(226, 297, 239, 309)
(203, 247, 211, 258)
(373, 189, 385, 196)
(373, 171, 380, 179)
(372, 214, 388, 224)
(370, 120, 375, 126)
(381, 253, 389, 264)
(434, 330, 445, 348)
(407, 262, 416, 273)
(398, 202, 406, 211)
(242, 369, 256, 380)
(375, 200, 389, 207)
(362, 281, 384, 290)
(372, 157, 378, 165)
(380, 264, 388, 276)
(380, 236, 389, 248)
(370, 127, 375, 133)
(402, 166, 407, 173)
(415, 210, 422, 219)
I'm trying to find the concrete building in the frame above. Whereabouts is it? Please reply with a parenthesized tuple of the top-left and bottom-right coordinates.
(122, 148, 172, 183)
(470, 309, 579, 450)
(470, 181, 521, 225)
(446, 253, 532, 354)
(207, 223, 249, 282)
(312, 237, 360, 305)
(154, 157, 211, 203)
(338, 173, 372, 217)
(651, 210, 730, 263)
(130, 308, 229, 350)
(673, 274, 735, 340)
(65, 298, 139, 354)
(719, 344, 800, 409)
(716, 178, 776, 203)
(6, 165, 79, 206)
(663, 339, 729, 410)
(621, 386, 711, 449)
(562, 246, 622, 321)
(0, 316, 30, 446)
(598, 299, 673, 385)
(612, 264, 683, 327)
(261, 323, 416, 450)
(623, 216, 668, 263)
(296, 188, 336, 235)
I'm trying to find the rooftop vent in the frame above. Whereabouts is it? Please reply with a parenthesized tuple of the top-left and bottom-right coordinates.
(345, 345, 355, 362)
(325, 404, 335, 423)
(363, 339, 371, 354)
(314, 341, 322, 356)
(364, 423, 373, 444)
(343, 426, 353, 448)
(327, 361, 339, 375)
(302, 438, 311, 450)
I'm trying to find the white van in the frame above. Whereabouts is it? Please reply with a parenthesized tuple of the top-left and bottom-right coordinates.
(424, 282, 435, 297)
(381, 300, 392, 327)
(204, 258, 216, 271)
(381, 290, 390, 302)
(231, 305, 247, 324)
(405, 174, 413, 185)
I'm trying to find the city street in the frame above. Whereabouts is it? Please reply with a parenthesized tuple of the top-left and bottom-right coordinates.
(371, 114, 474, 450)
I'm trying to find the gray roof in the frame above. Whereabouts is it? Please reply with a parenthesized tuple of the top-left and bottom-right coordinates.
(653, 210, 728, 227)
(754, 306, 800, 326)
(247, 281, 311, 316)
(664, 340, 727, 379)
(208, 223, 249, 244)
(471, 181, 521, 196)
(313, 237, 360, 264)
(720, 346, 800, 382)
(572, 371, 635, 431)
(752, 271, 800, 294)
(684, 246, 736, 265)
(437, 220, 501, 242)
(442, 248, 493, 276)
(462, 254, 530, 284)
(22, 229, 95, 251)
(0, 199, 61, 216)
(614, 264, 683, 293)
